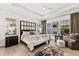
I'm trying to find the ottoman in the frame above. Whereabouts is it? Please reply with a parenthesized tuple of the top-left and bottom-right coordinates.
(57, 40, 65, 48)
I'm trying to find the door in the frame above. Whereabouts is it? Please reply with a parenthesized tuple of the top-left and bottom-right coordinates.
(41, 20, 46, 34)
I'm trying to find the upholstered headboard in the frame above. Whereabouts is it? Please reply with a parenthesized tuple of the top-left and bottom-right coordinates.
(20, 20, 36, 38)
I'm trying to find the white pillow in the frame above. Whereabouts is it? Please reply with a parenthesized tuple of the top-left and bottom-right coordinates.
(22, 31, 30, 36)
(34, 31, 40, 35)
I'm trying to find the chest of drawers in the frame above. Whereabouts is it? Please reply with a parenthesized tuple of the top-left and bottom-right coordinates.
(5, 36, 18, 47)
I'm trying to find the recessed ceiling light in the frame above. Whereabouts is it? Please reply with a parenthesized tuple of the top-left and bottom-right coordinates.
(43, 8, 46, 10)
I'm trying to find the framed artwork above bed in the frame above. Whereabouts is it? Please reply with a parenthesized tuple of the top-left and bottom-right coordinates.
(20, 20, 36, 36)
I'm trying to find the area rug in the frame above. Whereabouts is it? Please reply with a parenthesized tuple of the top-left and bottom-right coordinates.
(34, 46, 64, 56)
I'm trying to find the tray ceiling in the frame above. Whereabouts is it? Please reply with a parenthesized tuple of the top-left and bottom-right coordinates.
(0, 3, 79, 20)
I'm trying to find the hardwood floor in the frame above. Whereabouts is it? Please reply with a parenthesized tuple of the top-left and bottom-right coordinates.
(0, 41, 79, 56)
(0, 43, 48, 56)
(62, 48, 79, 56)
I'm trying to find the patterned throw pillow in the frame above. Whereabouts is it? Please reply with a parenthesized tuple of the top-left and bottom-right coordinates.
(70, 33, 79, 40)
(30, 31, 35, 35)
(70, 33, 74, 39)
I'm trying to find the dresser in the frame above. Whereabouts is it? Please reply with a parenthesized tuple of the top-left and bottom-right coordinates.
(5, 35, 18, 47)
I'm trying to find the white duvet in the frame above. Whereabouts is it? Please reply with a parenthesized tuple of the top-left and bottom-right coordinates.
(21, 35, 50, 51)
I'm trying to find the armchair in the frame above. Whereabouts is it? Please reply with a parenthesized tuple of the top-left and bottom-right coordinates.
(68, 33, 79, 50)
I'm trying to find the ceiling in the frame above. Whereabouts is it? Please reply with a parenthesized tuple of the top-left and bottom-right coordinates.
(12, 3, 79, 19)
(0, 3, 79, 20)
(17, 3, 71, 15)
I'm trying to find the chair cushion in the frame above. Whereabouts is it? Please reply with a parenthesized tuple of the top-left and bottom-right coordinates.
(70, 33, 79, 40)
(70, 33, 74, 39)
(68, 39, 76, 43)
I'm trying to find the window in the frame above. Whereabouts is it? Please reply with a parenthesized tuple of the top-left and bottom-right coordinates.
(5, 18, 17, 35)
(60, 20, 70, 35)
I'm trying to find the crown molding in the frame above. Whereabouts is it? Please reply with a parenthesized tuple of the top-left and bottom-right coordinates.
(12, 3, 43, 18)
(11, 3, 79, 20)
(43, 4, 79, 20)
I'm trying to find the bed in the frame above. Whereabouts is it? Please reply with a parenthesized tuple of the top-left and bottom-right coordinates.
(21, 32, 50, 51)
(20, 20, 50, 51)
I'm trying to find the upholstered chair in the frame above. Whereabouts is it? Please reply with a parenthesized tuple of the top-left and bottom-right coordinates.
(68, 33, 79, 50)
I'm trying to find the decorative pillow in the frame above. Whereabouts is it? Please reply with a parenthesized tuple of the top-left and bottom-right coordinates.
(30, 31, 35, 35)
(70, 33, 79, 40)
(70, 33, 74, 39)
(34, 31, 40, 35)
(22, 31, 30, 36)
(73, 33, 79, 40)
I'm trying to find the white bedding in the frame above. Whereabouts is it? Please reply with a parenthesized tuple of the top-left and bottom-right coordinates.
(21, 35, 50, 51)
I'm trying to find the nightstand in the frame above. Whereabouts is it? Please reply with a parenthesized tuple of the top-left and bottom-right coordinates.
(5, 35, 18, 47)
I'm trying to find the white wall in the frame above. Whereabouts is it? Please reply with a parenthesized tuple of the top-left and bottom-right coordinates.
(47, 15, 70, 23)
(0, 7, 41, 47)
